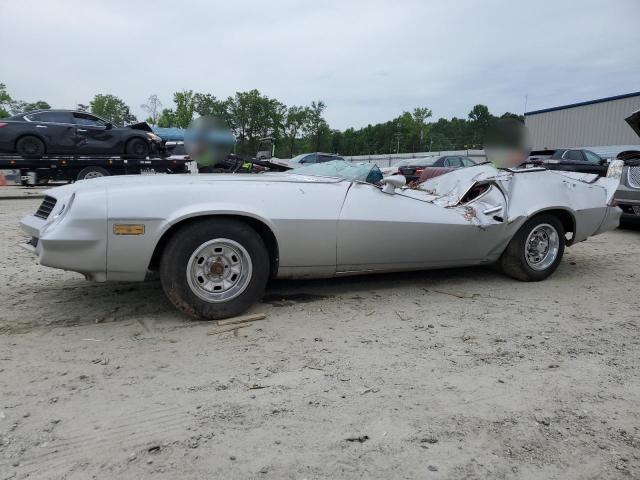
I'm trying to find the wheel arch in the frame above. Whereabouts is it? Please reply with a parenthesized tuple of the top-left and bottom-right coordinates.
(124, 135, 151, 152)
(526, 208, 576, 245)
(148, 214, 280, 278)
(14, 133, 47, 152)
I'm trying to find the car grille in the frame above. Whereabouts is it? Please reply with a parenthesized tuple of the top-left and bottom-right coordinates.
(628, 166, 640, 189)
(34, 196, 57, 219)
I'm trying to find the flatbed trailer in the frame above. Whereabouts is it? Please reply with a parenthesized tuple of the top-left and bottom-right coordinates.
(0, 154, 190, 185)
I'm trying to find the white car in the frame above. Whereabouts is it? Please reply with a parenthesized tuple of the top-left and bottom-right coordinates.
(20, 162, 620, 320)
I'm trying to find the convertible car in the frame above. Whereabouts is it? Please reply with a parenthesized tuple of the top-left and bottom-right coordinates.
(19, 161, 620, 320)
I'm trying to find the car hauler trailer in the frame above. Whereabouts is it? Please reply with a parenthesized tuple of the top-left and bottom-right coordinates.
(0, 154, 190, 185)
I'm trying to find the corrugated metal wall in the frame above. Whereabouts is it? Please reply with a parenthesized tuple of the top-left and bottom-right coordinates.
(525, 96, 640, 149)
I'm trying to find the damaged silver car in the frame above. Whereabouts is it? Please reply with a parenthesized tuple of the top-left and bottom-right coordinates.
(19, 161, 620, 319)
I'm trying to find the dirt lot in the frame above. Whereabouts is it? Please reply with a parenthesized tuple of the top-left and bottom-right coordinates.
(1, 198, 639, 480)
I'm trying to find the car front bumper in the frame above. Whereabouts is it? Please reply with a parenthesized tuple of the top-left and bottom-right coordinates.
(19, 188, 109, 281)
(614, 176, 640, 219)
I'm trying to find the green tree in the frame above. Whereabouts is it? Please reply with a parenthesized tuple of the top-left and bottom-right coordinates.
(90, 94, 136, 125)
(226, 89, 286, 155)
(0, 83, 12, 118)
(173, 90, 196, 128)
(305, 100, 330, 151)
(283, 105, 310, 156)
(157, 108, 176, 128)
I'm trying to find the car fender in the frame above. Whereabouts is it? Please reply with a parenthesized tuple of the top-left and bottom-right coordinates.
(106, 200, 280, 282)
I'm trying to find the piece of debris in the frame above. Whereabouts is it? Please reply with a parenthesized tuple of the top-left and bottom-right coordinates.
(346, 435, 369, 443)
(534, 415, 551, 426)
(425, 288, 478, 299)
(207, 324, 252, 336)
(420, 436, 438, 444)
(147, 445, 161, 453)
(360, 387, 380, 395)
(396, 311, 411, 321)
(216, 313, 267, 327)
(428, 465, 439, 471)
(547, 364, 560, 369)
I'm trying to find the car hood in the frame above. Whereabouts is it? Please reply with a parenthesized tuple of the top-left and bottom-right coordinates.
(44, 172, 344, 199)
(626, 109, 640, 138)
(126, 121, 154, 132)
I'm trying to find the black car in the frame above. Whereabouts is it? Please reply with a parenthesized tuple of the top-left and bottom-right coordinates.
(528, 148, 609, 175)
(0, 110, 162, 158)
(395, 155, 476, 183)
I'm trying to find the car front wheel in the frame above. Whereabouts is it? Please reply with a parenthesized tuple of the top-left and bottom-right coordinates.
(126, 138, 150, 158)
(499, 214, 566, 281)
(159, 219, 270, 320)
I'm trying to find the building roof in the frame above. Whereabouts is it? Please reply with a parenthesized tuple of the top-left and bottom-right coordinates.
(524, 92, 640, 116)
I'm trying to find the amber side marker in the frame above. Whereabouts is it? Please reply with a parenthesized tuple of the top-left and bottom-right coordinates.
(113, 224, 145, 235)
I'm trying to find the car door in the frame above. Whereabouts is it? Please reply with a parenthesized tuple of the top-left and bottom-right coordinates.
(336, 180, 508, 273)
(72, 112, 116, 154)
(25, 111, 75, 154)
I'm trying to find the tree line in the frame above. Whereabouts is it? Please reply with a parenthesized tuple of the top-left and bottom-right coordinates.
(0, 82, 522, 158)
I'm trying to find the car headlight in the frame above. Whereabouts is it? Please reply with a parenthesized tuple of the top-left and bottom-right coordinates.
(606, 159, 624, 180)
(147, 133, 161, 142)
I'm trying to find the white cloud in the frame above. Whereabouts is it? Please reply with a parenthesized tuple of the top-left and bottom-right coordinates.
(1, 0, 638, 128)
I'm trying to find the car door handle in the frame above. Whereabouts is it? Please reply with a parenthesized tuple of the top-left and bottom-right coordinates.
(77, 129, 87, 132)
(35, 125, 47, 128)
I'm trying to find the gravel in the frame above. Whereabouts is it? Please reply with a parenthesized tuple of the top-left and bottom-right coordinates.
(1, 198, 639, 479)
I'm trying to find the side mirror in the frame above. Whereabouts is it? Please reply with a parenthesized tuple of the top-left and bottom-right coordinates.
(381, 175, 406, 194)
(105, 122, 113, 129)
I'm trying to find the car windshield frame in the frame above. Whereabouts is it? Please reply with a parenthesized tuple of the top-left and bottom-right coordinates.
(287, 160, 383, 184)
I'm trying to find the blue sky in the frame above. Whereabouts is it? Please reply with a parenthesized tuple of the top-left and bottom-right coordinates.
(2, 0, 639, 129)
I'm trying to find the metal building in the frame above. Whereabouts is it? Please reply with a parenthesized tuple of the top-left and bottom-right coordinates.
(524, 92, 640, 151)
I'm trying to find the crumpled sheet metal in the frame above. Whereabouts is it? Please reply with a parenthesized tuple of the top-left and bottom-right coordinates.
(417, 164, 619, 239)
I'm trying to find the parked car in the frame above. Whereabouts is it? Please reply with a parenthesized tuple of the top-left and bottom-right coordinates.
(608, 110, 640, 225)
(0, 110, 162, 158)
(527, 148, 609, 175)
(394, 155, 477, 183)
(288, 152, 344, 165)
(20, 161, 619, 320)
(380, 159, 413, 177)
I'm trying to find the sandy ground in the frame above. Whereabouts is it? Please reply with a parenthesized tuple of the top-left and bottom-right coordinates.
(0, 198, 639, 480)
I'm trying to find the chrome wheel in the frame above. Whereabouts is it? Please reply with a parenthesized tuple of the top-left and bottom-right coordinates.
(525, 223, 559, 271)
(186, 238, 253, 303)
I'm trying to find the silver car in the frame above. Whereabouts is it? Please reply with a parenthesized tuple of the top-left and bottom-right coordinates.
(20, 161, 620, 320)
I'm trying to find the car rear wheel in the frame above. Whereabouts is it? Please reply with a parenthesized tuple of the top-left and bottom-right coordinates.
(159, 219, 270, 320)
(16, 136, 45, 158)
(499, 214, 565, 281)
(126, 138, 150, 158)
(77, 166, 110, 180)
